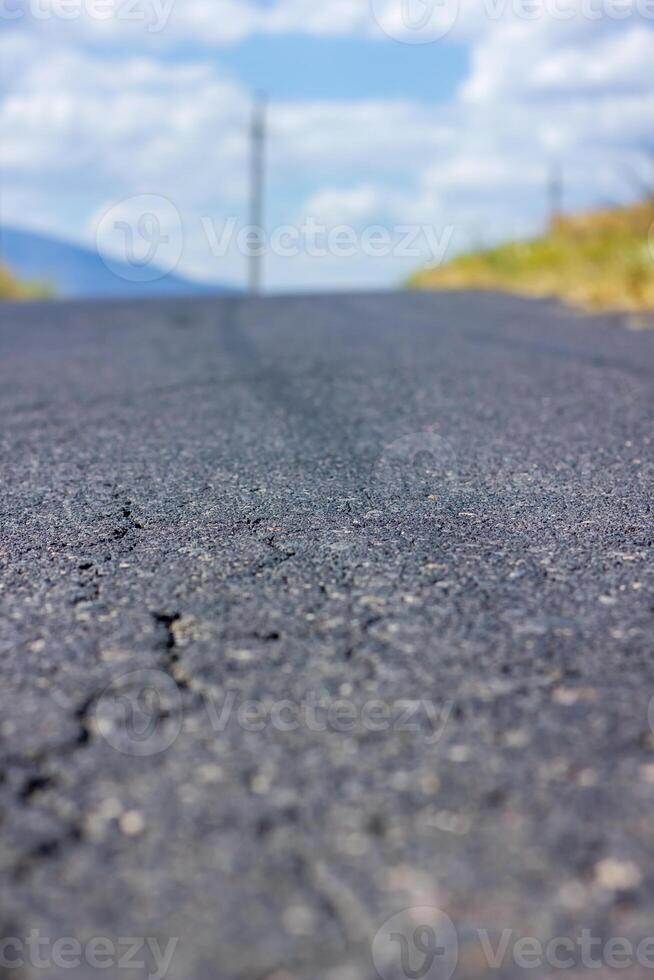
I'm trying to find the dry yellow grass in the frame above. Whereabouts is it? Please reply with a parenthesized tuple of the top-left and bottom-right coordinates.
(411, 199, 654, 313)
(0, 264, 52, 300)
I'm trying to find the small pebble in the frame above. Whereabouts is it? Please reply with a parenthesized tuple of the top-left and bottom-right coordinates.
(119, 810, 146, 837)
(594, 858, 641, 891)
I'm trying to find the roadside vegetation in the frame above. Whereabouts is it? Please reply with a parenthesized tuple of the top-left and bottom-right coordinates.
(0, 264, 52, 300)
(410, 199, 654, 313)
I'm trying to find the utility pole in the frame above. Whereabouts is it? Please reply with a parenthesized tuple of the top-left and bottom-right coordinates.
(548, 162, 563, 228)
(249, 94, 266, 295)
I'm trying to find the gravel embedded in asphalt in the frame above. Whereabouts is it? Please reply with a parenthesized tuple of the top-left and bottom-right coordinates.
(1, 290, 653, 980)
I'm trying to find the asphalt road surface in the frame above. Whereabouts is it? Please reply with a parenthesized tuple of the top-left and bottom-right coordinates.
(1, 291, 654, 980)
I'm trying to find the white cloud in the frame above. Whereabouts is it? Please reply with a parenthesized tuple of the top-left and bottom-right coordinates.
(300, 186, 384, 226)
(1, 6, 654, 290)
(461, 19, 654, 101)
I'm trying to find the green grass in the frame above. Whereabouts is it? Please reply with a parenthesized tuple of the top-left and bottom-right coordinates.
(0, 264, 53, 300)
(410, 199, 654, 313)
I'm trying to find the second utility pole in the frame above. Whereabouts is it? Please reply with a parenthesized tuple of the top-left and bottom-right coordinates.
(548, 162, 563, 228)
(249, 95, 266, 295)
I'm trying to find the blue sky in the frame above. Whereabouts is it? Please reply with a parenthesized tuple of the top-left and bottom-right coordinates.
(213, 34, 468, 102)
(1, 1, 653, 291)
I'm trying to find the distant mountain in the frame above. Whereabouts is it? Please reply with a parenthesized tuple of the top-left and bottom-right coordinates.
(0, 226, 238, 299)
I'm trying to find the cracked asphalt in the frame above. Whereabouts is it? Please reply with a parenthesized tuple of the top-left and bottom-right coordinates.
(1, 290, 654, 980)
